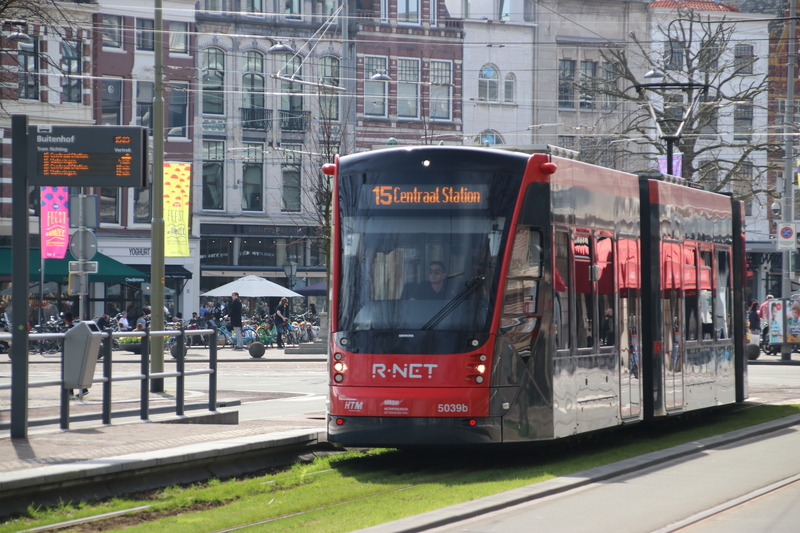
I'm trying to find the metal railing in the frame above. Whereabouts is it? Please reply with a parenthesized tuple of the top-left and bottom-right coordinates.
(0, 326, 218, 431)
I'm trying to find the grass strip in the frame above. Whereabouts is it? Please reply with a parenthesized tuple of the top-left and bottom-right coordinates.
(3, 404, 799, 533)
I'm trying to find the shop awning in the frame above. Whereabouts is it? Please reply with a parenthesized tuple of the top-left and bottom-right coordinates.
(131, 264, 193, 280)
(0, 249, 149, 284)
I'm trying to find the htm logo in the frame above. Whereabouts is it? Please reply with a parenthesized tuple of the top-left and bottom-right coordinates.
(344, 400, 363, 410)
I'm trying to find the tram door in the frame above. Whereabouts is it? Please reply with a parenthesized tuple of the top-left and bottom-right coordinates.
(618, 237, 640, 418)
(662, 241, 684, 411)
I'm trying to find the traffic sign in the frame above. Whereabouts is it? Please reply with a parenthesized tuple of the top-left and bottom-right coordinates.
(778, 223, 797, 251)
(69, 229, 97, 261)
(68, 272, 88, 295)
(69, 261, 98, 273)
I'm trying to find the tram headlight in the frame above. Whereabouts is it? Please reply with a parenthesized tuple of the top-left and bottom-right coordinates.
(333, 361, 346, 372)
(334, 373, 344, 383)
(479, 354, 487, 362)
(475, 375, 484, 384)
(476, 364, 486, 374)
(334, 352, 343, 361)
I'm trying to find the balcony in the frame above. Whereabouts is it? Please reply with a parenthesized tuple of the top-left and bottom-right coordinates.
(240, 108, 272, 132)
(280, 110, 311, 132)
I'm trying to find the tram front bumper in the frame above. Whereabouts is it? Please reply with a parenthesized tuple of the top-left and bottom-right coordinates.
(327, 415, 503, 446)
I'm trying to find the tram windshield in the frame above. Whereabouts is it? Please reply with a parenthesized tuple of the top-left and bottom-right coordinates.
(337, 167, 522, 335)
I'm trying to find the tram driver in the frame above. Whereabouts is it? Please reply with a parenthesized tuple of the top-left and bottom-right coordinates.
(403, 261, 457, 300)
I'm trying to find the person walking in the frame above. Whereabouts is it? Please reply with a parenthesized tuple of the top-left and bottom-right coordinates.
(275, 297, 289, 349)
(748, 301, 761, 342)
(226, 291, 244, 350)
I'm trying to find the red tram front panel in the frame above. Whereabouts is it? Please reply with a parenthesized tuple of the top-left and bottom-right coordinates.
(330, 351, 491, 417)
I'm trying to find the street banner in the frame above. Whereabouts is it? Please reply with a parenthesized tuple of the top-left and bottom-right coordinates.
(163, 162, 191, 257)
(40, 186, 70, 259)
(657, 154, 682, 177)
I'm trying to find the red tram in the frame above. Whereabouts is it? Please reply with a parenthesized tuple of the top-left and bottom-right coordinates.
(322, 145, 747, 445)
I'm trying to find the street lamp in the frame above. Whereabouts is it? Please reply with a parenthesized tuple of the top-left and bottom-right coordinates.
(282, 260, 298, 290)
(634, 70, 709, 176)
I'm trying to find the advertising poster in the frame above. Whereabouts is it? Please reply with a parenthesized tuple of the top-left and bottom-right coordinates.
(787, 300, 800, 343)
(163, 162, 191, 257)
(40, 187, 70, 259)
(769, 300, 785, 344)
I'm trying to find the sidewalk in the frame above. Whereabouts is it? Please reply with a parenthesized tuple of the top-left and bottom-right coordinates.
(0, 343, 329, 513)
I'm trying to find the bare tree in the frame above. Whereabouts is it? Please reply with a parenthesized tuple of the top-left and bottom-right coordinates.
(0, 0, 92, 115)
(581, 7, 778, 204)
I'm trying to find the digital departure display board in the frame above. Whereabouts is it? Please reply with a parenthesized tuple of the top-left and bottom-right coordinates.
(27, 125, 148, 187)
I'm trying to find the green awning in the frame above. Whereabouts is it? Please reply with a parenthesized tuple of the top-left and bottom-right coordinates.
(0, 249, 149, 284)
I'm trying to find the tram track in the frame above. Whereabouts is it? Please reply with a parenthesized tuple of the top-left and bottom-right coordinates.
(653, 473, 800, 533)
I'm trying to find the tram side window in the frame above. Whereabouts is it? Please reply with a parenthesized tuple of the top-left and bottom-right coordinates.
(597, 235, 614, 347)
(663, 241, 682, 370)
(716, 249, 731, 339)
(554, 231, 570, 351)
(699, 250, 714, 340)
(684, 245, 699, 341)
(574, 233, 593, 349)
(503, 227, 542, 317)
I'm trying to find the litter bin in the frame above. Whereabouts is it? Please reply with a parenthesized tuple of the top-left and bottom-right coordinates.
(63, 321, 103, 390)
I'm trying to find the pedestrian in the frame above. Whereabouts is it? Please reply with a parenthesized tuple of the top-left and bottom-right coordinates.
(748, 301, 761, 341)
(96, 313, 111, 330)
(226, 291, 244, 350)
(136, 308, 149, 329)
(275, 297, 289, 349)
(600, 308, 614, 346)
(759, 295, 774, 321)
(118, 311, 130, 331)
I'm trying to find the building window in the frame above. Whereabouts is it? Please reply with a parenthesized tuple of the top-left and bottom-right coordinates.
(205, 0, 222, 12)
(380, 0, 388, 22)
(398, 0, 419, 23)
(430, 0, 438, 26)
(100, 188, 120, 224)
(504, 73, 515, 104)
(733, 162, 753, 216)
(700, 99, 718, 139)
(168, 22, 189, 54)
(102, 15, 123, 48)
(734, 103, 753, 141)
(665, 40, 684, 71)
(18, 38, 38, 100)
(202, 48, 225, 115)
(201, 237, 234, 266)
(101, 79, 122, 125)
(61, 40, 82, 103)
(239, 237, 277, 266)
(136, 19, 154, 51)
(397, 58, 419, 119)
(698, 44, 719, 72)
(558, 59, 575, 108)
(579, 60, 596, 109)
(282, 145, 302, 212)
(203, 140, 225, 211)
(320, 56, 340, 121)
(278, 53, 304, 130)
(242, 51, 266, 127)
(430, 60, 452, 120)
(601, 62, 619, 109)
(734, 44, 754, 74)
(475, 130, 503, 145)
(134, 182, 152, 224)
(242, 143, 263, 212)
(136, 81, 154, 134)
(285, 0, 301, 19)
(167, 83, 188, 138)
(245, 0, 263, 14)
(364, 56, 388, 117)
(478, 64, 498, 102)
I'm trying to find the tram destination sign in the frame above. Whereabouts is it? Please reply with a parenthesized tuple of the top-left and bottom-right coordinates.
(367, 184, 489, 209)
(27, 125, 148, 187)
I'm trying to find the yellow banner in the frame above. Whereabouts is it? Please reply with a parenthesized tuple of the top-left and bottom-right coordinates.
(164, 162, 191, 257)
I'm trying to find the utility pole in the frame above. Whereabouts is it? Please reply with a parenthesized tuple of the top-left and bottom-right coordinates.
(150, 0, 166, 390)
(781, 0, 797, 360)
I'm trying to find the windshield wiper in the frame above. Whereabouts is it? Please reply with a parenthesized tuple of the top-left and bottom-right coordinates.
(422, 276, 485, 330)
